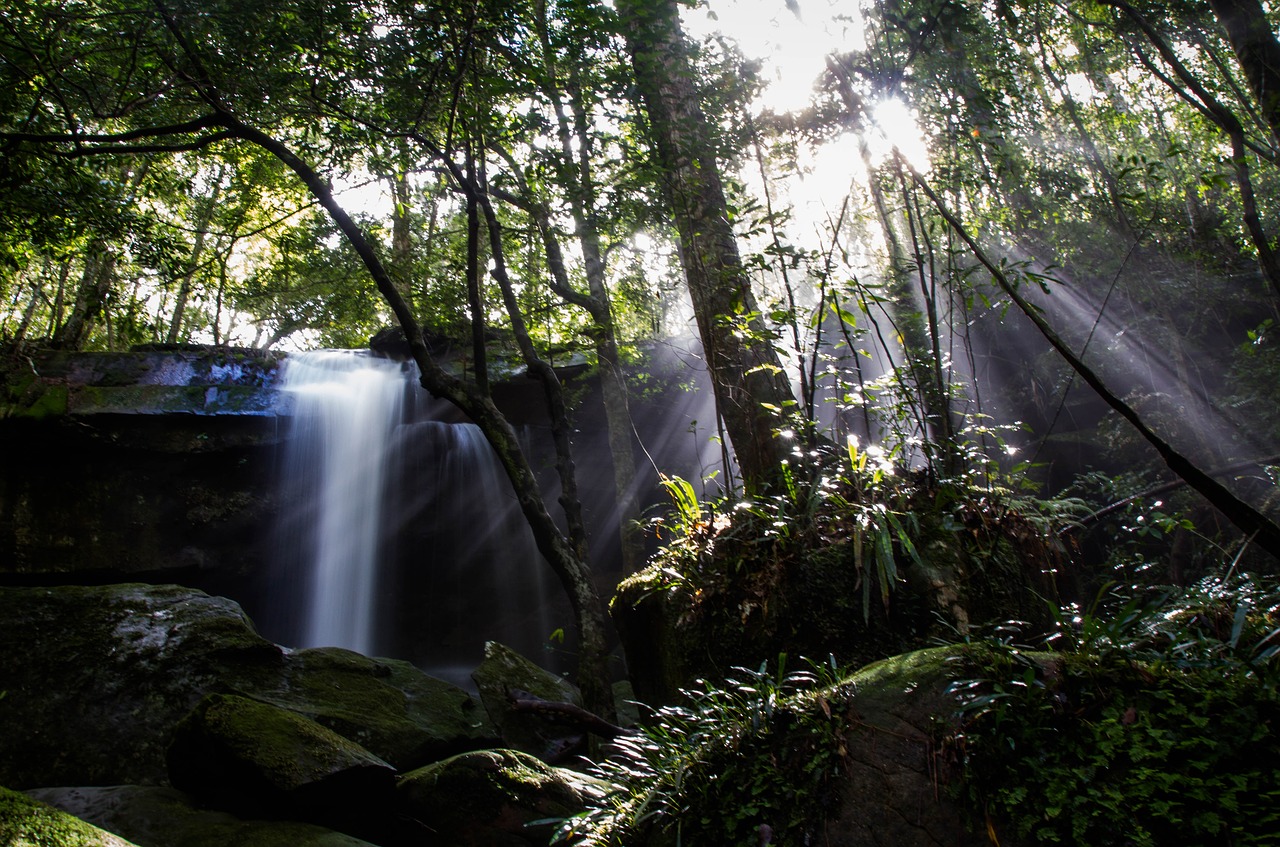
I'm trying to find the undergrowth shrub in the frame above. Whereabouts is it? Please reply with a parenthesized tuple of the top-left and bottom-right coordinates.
(945, 576, 1280, 845)
(556, 657, 850, 846)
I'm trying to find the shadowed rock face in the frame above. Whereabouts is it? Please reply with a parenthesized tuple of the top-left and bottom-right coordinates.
(397, 750, 610, 847)
(1, 348, 287, 583)
(0, 584, 497, 790)
(0, 583, 616, 847)
(822, 649, 995, 847)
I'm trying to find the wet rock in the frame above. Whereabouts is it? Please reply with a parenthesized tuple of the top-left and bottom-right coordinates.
(396, 749, 608, 847)
(0, 584, 494, 789)
(167, 693, 395, 822)
(26, 785, 379, 847)
(0, 785, 140, 847)
(472, 641, 583, 759)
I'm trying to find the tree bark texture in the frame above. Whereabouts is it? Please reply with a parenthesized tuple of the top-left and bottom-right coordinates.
(1211, 0, 1280, 146)
(616, 0, 798, 492)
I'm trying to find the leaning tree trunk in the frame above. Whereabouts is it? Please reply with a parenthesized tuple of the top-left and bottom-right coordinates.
(616, 0, 798, 492)
(221, 116, 617, 722)
(911, 166, 1280, 563)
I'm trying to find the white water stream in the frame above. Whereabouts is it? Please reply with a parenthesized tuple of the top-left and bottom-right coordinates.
(271, 350, 554, 675)
(278, 351, 408, 655)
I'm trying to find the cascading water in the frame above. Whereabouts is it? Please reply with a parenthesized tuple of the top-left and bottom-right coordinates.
(274, 351, 408, 655)
(265, 350, 557, 680)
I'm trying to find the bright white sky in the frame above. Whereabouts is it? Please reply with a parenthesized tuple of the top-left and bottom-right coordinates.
(682, 0, 866, 115)
(684, 0, 930, 258)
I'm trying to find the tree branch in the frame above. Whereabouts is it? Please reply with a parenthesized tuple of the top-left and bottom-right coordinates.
(906, 158, 1280, 562)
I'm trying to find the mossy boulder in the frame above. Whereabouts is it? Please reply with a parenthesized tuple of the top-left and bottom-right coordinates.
(0, 584, 494, 789)
(258, 647, 497, 770)
(167, 693, 395, 823)
(472, 641, 583, 759)
(0, 785, 140, 847)
(0, 584, 282, 788)
(397, 749, 608, 846)
(602, 646, 993, 847)
(821, 647, 991, 846)
(25, 786, 379, 847)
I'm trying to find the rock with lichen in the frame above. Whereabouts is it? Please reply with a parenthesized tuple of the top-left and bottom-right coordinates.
(0, 785, 141, 847)
(0, 584, 495, 790)
(25, 785, 380, 847)
(471, 641, 584, 760)
(396, 749, 609, 846)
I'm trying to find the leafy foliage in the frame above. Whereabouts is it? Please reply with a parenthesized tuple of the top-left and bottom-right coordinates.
(630, 432, 1084, 688)
(946, 576, 1280, 845)
(557, 656, 850, 846)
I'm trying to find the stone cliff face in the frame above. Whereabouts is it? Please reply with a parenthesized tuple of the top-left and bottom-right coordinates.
(1, 348, 287, 584)
(0, 343, 713, 673)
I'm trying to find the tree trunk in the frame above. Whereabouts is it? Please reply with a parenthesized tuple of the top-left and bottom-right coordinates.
(616, 0, 798, 492)
(1210, 0, 1280, 146)
(167, 169, 223, 344)
(913, 167, 1280, 563)
(245, 119, 616, 720)
(388, 170, 416, 306)
(52, 240, 117, 350)
(534, 5, 646, 572)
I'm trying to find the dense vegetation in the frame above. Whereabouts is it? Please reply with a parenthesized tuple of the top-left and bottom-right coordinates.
(4, 0, 1280, 841)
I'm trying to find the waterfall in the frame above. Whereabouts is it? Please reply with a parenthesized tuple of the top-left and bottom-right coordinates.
(276, 351, 408, 655)
(268, 350, 556, 678)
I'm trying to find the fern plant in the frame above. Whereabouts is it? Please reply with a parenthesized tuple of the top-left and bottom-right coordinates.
(556, 656, 850, 846)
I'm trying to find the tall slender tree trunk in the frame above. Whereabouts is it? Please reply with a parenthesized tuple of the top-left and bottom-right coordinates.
(53, 240, 117, 349)
(388, 169, 417, 307)
(168, 168, 223, 344)
(616, 0, 798, 492)
(53, 160, 149, 349)
(534, 4, 646, 572)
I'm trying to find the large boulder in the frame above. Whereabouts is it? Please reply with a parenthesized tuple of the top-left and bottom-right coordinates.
(471, 641, 584, 759)
(258, 646, 497, 770)
(167, 694, 396, 823)
(0, 584, 281, 787)
(25, 786, 380, 847)
(0, 785, 140, 847)
(396, 749, 608, 847)
(600, 647, 994, 847)
(0, 584, 495, 789)
(822, 648, 990, 847)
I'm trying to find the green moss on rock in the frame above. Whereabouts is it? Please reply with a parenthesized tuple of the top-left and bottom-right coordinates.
(0, 585, 283, 789)
(0, 786, 139, 847)
(398, 750, 607, 846)
(472, 642, 581, 758)
(26, 786, 379, 847)
(253, 646, 497, 771)
(167, 696, 394, 823)
(0, 585, 494, 791)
